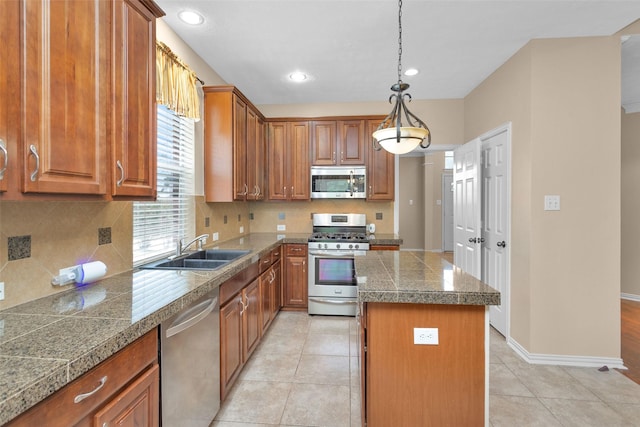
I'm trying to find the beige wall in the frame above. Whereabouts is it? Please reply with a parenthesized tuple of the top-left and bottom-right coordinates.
(622, 111, 640, 296)
(424, 152, 448, 251)
(465, 36, 621, 358)
(399, 157, 426, 250)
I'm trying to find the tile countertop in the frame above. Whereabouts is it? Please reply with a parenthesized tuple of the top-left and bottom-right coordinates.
(0, 233, 309, 426)
(356, 250, 501, 305)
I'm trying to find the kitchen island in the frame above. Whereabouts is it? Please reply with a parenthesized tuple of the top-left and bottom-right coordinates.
(355, 250, 500, 427)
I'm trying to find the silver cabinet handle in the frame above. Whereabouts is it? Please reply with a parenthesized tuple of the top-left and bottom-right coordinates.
(333, 151, 336, 162)
(341, 151, 344, 162)
(369, 185, 372, 197)
(290, 186, 294, 198)
(29, 144, 39, 182)
(116, 160, 125, 187)
(350, 170, 354, 197)
(244, 183, 248, 195)
(74, 376, 107, 403)
(0, 139, 7, 179)
(239, 299, 245, 316)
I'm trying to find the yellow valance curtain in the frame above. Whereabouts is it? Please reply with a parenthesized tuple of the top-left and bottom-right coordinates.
(156, 41, 200, 120)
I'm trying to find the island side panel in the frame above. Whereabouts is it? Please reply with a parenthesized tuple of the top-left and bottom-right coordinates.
(365, 302, 485, 427)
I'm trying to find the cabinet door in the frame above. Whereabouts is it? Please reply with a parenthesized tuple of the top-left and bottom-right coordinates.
(267, 122, 288, 200)
(338, 120, 366, 165)
(233, 95, 247, 200)
(255, 116, 266, 200)
(93, 364, 160, 427)
(259, 268, 272, 333)
(284, 255, 307, 308)
(366, 120, 395, 201)
(271, 260, 282, 318)
(242, 279, 261, 361)
(111, 0, 159, 198)
(0, 0, 18, 194)
(22, 0, 108, 195)
(289, 122, 310, 200)
(220, 294, 243, 400)
(311, 121, 337, 166)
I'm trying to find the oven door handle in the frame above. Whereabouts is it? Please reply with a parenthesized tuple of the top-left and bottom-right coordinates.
(308, 250, 365, 257)
(309, 297, 357, 305)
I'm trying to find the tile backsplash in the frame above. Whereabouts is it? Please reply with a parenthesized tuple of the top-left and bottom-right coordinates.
(0, 201, 133, 310)
(0, 197, 394, 310)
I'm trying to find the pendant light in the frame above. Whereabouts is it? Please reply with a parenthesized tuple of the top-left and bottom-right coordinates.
(372, 0, 431, 155)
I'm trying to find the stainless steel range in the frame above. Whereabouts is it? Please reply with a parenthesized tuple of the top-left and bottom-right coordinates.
(308, 213, 369, 316)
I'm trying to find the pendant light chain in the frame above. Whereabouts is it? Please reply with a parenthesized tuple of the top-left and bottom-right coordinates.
(397, 0, 403, 84)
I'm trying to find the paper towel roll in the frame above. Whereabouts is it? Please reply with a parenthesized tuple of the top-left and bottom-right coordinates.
(76, 261, 107, 284)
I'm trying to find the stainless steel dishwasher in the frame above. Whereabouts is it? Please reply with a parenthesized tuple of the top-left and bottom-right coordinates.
(161, 288, 220, 427)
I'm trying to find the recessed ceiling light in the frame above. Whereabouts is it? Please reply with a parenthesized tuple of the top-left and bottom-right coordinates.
(178, 10, 204, 25)
(404, 68, 419, 76)
(289, 72, 308, 82)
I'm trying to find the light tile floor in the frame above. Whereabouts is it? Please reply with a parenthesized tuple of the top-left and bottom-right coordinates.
(212, 312, 640, 427)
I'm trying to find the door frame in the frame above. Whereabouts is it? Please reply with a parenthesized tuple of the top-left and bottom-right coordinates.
(480, 123, 512, 339)
(441, 172, 453, 252)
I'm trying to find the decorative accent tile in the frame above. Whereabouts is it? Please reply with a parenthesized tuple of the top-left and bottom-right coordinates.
(223, 215, 228, 224)
(249, 212, 254, 220)
(8, 236, 31, 261)
(98, 227, 111, 245)
(237, 214, 241, 222)
(205, 217, 210, 227)
(376, 212, 383, 220)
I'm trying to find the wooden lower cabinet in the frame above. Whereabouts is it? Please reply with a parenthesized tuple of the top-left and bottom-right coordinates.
(369, 244, 400, 251)
(243, 279, 261, 359)
(7, 330, 159, 427)
(361, 302, 485, 426)
(282, 244, 308, 309)
(220, 292, 244, 401)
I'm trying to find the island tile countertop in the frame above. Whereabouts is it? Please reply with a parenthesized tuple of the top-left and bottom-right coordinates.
(356, 250, 500, 305)
(0, 232, 309, 426)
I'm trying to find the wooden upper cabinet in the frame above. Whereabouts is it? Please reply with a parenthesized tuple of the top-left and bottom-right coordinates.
(310, 121, 337, 165)
(366, 119, 395, 201)
(22, 0, 109, 195)
(0, 0, 18, 194)
(111, 0, 163, 198)
(203, 86, 265, 202)
(338, 120, 366, 165)
(233, 96, 248, 200)
(267, 121, 310, 201)
(311, 120, 365, 166)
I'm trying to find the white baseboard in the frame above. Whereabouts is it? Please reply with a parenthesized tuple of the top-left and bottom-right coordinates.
(507, 337, 626, 370)
(621, 293, 640, 302)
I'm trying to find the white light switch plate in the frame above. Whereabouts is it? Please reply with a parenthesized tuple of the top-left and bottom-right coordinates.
(544, 195, 561, 211)
(212, 232, 219, 241)
(239, 226, 244, 233)
(414, 327, 439, 345)
(0, 282, 4, 301)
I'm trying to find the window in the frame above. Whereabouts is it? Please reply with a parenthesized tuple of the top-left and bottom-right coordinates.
(444, 151, 454, 170)
(133, 105, 195, 265)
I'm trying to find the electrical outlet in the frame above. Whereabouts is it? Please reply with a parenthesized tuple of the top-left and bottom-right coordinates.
(277, 224, 286, 231)
(544, 195, 561, 211)
(0, 282, 4, 301)
(414, 327, 439, 345)
(212, 232, 219, 241)
(239, 226, 244, 233)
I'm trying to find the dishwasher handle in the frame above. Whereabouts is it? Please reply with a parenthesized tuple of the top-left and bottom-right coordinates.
(166, 297, 218, 338)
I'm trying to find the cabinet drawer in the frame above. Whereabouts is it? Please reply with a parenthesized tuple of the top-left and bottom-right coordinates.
(259, 253, 272, 273)
(271, 245, 282, 263)
(285, 244, 307, 257)
(7, 330, 158, 426)
(220, 261, 259, 305)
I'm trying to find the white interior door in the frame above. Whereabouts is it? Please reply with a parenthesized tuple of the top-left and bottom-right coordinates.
(481, 127, 510, 336)
(442, 173, 454, 252)
(453, 139, 481, 279)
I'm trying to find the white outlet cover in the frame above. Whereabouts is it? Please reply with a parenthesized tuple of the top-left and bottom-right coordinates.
(544, 195, 561, 211)
(240, 226, 244, 233)
(0, 282, 4, 301)
(414, 327, 439, 345)
(212, 232, 219, 241)
(277, 224, 286, 231)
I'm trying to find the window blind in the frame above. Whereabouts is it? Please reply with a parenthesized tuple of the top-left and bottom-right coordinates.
(133, 105, 195, 265)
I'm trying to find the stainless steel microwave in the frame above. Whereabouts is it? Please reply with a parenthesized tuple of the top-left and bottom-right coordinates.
(310, 166, 366, 199)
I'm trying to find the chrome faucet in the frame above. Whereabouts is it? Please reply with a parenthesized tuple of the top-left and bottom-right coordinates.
(174, 234, 209, 257)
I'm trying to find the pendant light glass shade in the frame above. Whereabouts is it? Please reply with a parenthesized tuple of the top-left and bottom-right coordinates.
(373, 127, 429, 155)
(373, 0, 431, 155)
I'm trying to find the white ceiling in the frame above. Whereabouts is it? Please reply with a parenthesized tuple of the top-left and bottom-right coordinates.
(155, 0, 640, 108)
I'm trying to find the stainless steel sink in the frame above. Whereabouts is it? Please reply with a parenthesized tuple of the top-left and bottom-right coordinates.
(139, 249, 251, 271)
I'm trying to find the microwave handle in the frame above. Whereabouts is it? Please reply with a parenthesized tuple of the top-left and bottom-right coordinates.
(350, 170, 354, 197)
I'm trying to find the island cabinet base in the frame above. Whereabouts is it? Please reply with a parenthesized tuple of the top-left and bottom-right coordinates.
(362, 302, 486, 427)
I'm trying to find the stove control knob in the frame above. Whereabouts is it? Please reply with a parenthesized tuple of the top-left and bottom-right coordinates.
(355, 244, 359, 249)
(336, 244, 341, 249)
(349, 244, 353, 249)
(324, 243, 328, 249)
